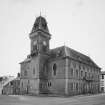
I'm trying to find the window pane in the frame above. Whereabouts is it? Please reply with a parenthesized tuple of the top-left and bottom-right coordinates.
(76, 83, 78, 90)
(53, 63, 57, 76)
(24, 70, 27, 76)
(70, 83, 73, 90)
(71, 68, 73, 76)
(76, 69, 78, 77)
(33, 67, 35, 74)
(102, 74, 104, 79)
(81, 71, 83, 77)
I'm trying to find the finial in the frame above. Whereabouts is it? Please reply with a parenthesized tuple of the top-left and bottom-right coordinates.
(40, 11, 41, 16)
(39, 11, 42, 29)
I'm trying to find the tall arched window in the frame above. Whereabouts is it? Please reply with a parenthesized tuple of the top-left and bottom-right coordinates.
(53, 63, 57, 76)
(76, 69, 78, 77)
(24, 70, 27, 76)
(33, 67, 35, 75)
(76, 83, 78, 91)
(81, 71, 83, 77)
(28, 80, 30, 84)
(71, 68, 73, 76)
(21, 82, 23, 88)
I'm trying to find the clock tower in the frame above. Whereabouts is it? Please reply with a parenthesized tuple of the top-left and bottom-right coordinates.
(29, 16, 51, 93)
(29, 16, 51, 55)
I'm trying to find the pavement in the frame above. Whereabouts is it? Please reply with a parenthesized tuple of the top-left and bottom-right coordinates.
(0, 93, 105, 105)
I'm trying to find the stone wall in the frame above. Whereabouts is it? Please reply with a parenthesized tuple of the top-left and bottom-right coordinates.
(48, 58, 66, 95)
(67, 58, 100, 95)
(20, 56, 40, 95)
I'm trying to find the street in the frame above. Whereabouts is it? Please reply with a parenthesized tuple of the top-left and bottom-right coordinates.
(0, 93, 105, 105)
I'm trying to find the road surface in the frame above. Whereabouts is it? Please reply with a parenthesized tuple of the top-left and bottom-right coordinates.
(0, 93, 105, 105)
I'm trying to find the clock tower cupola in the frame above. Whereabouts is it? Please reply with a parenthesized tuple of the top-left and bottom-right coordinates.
(29, 16, 51, 55)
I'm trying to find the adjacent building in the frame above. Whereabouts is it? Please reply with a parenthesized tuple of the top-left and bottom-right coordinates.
(0, 76, 15, 94)
(20, 16, 101, 96)
(2, 74, 20, 95)
(100, 71, 105, 92)
(2, 76, 20, 95)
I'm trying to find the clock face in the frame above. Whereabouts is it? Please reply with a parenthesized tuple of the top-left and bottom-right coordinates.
(33, 40, 37, 45)
(43, 41, 47, 46)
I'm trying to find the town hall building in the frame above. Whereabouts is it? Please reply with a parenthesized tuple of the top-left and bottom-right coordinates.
(20, 16, 101, 96)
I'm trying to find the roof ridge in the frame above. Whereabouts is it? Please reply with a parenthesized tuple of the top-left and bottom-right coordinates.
(50, 45, 100, 68)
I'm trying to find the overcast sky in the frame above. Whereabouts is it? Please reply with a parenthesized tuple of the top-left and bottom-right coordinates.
(0, 0, 105, 76)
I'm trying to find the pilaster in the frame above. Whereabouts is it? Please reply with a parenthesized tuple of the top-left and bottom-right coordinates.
(65, 58, 69, 95)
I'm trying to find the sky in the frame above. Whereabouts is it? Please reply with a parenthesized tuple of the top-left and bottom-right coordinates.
(0, 0, 105, 76)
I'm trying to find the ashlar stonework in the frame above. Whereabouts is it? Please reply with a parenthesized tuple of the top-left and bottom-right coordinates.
(20, 16, 101, 96)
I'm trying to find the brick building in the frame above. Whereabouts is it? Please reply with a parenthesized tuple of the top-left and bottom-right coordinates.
(20, 16, 101, 96)
(100, 71, 105, 92)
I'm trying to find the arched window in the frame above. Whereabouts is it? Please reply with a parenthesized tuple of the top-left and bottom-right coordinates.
(43, 44, 47, 52)
(76, 69, 78, 77)
(28, 80, 30, 84)
(48, 82, 51, 87)
(70, 83, 73, 90)
(73, 62, 76, 68)
(33, 67, 35, 75)
(81, 71, 83, 77)
(21, 82, 23, 88)
(79, 64, 81, 70)
(85, 72, 87, 77)
(83, 66, 85, 70)
(76, 83, 78, 91)
(49, 82, 51, 87)
(24, 70, 27, 76)
(71, 68, 73, 76)
(53, 63, 57, 76)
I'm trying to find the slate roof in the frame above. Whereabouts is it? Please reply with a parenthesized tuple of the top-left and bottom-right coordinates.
(50, 46, 100, 69)
(20, 57, 31, 64)
(20, 45, 100, 69)
(30, 16, 49, 34)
